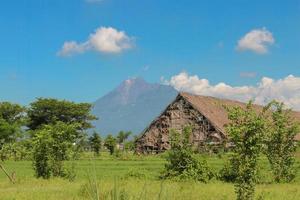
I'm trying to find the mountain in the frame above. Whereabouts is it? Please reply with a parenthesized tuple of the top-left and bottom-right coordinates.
(91, 78, 178, 135)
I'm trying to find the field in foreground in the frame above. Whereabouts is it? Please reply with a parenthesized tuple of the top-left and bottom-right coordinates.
(0, 152, 300, 200)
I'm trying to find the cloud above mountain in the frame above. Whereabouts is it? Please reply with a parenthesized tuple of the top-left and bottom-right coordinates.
(58, 27, 134, 57)
(164, 72, 300, 110)
(236, 27, 274, 54)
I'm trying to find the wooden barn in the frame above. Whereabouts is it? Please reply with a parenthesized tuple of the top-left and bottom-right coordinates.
(136, 92, 300, 153)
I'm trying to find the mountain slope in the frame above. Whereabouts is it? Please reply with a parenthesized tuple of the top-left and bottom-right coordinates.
(92, 78, 177, 135)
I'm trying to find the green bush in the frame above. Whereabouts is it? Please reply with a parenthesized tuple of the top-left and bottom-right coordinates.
(218, 161, 237, 183)
(32, 122, 78, 179)
(0, 141, 31, 161)
(162, 126, 213, 182)
(264, 101, 300, 183)
(225, 102, 266, 200)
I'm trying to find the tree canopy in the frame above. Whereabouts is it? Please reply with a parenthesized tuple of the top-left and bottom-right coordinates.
(104, 134, 117, 155)
(27, 98, 97, 130)
(0, 102, 25, 149)
(116, 131, 132, 144)
(89, 132, 102, 155)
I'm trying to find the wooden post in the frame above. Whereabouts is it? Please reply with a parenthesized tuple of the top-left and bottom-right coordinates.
(0, 163, 15, 184)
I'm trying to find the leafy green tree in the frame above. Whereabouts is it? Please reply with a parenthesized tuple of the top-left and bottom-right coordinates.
(32, 122, 78, 179)
(0, 102, 25, 150)
(163, 126, 213, 182)
(27, 98, 96, 131)
(225, 102, 267, 200)
(89, 132, 102, 156)
(104, 134, 116, 155)
(116, 131, 132, 144)
(264, 101, 300, 183)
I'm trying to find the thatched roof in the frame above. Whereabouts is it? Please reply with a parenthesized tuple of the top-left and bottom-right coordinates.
(179, 92, 300, 139)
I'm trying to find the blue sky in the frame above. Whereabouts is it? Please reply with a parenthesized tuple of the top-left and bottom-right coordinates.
(0, 0, 300, 105)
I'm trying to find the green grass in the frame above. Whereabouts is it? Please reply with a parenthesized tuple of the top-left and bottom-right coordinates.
(0, 151, 300, 200)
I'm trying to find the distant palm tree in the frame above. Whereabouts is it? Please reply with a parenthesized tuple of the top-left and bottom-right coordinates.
(116, 131, 132, 144)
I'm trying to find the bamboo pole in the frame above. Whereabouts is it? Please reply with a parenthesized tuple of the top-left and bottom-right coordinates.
(0, 163, 15, 184)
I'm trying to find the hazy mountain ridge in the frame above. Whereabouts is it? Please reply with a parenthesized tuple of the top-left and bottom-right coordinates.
(92, 78, 177, 135)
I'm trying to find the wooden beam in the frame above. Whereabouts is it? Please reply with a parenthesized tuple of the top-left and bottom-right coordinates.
(0, 163, 15, 184)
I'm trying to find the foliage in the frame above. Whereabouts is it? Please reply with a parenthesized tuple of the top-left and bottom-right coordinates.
(264, 101, 300, 183)
(0, 102, 25, 124)
(218, 160, 238, 183)
(163, 126, 213, 182)
(124, 140, 135, 151)
(225, 101, 267, 200)
(32, 122, 79, 179)
(27, 98, 97, 131)
(0, 140, 32, 161)
(0, 102, 25, 150)
(89, 132, 102, 156)
(104, 134, 117, 155)
(116, 131, 132, 144)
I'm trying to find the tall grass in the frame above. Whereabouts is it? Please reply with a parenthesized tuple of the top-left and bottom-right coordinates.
(0, 151, 299, 199)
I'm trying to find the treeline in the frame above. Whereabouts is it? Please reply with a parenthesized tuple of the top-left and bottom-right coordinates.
(0, 98, 136, 180)
(89, 130, 136, 156)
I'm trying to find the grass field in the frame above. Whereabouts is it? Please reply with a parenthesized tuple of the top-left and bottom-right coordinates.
(0, 152, 300, 200)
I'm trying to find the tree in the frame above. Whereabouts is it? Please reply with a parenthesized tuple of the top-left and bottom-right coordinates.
(264, 101, 300, 183)
(89, 132, 102, 156)
(27, 98, 97, 131)
(163, 126, 213, 182)
(116, 131, 132, 144)
(104, 134, 116, 155)
(225, 102, 267, 200)
(0, 102, 25, 150)
(32, 122, 78, 179)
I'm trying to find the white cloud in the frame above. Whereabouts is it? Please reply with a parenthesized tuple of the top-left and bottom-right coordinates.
(57, 41, 89, 57)
(57, 27, 134, 57)
(89, 27, 133, 53)
(164, 72, 300, 111)
(236, 28, 274, 54)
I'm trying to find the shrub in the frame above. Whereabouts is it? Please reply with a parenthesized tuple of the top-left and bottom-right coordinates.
(218, 161, 237, 183)
(225, 102, 266, 200)
(162, 126, 213, 182)
(264, 101, 300, 183)
(32, 122, 78, 179)
(0, 141, 31, 161)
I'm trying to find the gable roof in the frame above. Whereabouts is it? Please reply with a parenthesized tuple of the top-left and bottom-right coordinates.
(179, 92, 300, 139)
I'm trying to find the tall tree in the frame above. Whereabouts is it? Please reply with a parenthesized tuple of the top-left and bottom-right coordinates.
(104, 134, 116, 155)
(265, 101, 300, 183)
(89, 132, 102, 156)
(27, 98, 97, 131)
(225, 102, 267, 200)
(116, 131, 131, 144)
(0, 102, 25, 150)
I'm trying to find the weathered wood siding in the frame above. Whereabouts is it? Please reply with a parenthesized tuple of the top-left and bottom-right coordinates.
(136, 95, 225, 153)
